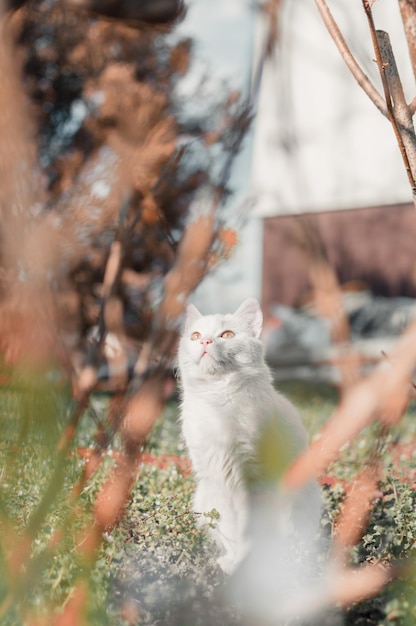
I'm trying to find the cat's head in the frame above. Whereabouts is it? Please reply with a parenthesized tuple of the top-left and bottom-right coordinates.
(178, 298, 264, 381)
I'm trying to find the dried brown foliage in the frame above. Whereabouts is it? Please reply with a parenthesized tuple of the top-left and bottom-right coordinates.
(0, 0, 247, 362)
(0, 0, 251, 621)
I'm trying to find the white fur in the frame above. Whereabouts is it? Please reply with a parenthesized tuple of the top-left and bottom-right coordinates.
(178, 298, 321, 574)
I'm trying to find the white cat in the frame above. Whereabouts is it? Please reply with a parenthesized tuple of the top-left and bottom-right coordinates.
(178, 298, 321, 574)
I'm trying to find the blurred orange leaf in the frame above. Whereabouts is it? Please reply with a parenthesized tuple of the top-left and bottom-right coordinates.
(329, 561, 396, 607)
(333, 464, 381, 551)
(53, 582, 88, 626)
(283, 320, 416, 490)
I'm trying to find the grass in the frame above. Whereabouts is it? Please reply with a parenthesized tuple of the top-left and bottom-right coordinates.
(0, 378, 415, 624)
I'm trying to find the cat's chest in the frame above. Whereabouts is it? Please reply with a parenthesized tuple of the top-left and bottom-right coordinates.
(181, 383, 264, 446)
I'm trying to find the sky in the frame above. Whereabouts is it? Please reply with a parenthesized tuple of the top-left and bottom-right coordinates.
(178, 0, 255, 88)
(176, 0, 260, 208)
(175, 1, 265, 311)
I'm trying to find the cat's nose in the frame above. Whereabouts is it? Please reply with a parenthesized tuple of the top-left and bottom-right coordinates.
(201, 337, 213, 345)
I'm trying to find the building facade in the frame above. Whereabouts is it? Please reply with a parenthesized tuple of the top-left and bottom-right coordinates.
(193, 0, 416, 313)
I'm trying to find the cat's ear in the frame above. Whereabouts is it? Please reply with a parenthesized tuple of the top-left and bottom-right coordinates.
(184, 303, 202, 330)
(235, 298, 263, 338)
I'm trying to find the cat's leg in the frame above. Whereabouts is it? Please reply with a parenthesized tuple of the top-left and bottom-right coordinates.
(193, 478, 249, 574)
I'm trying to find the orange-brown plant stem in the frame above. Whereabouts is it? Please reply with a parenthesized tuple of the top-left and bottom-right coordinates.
(283, 319, 416, 490)
(328, 561, 396, 607)
(3, 218, 127, 615)
(52, 376, 170, 624)
(53, 582, 89, 626)
(291, 217, 360, 390)
(79, 374, 169, 559)
(398, 0, 416, 84)
(71, 196, 220, 567)
(332, 461, 382, 557)
(133, 195, 219, 378)
(314, 0, 388, 117)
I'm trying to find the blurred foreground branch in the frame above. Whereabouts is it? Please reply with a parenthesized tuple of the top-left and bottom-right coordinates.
(0, 0, 254, 621)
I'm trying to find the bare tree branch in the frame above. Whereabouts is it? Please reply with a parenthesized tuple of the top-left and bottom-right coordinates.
(361, 0, 416, 198)
(409, 94, 416, 115)
(375, 29, 416, 194)
(316, 0, 416, 201)
(398, 0, 416, 84)
(314, 0, 388, 118)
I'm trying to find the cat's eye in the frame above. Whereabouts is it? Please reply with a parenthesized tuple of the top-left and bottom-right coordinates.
(191, 331, 201, 341)
(220, 330, 235, 339)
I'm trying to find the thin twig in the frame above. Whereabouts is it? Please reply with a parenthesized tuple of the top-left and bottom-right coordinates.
(362, 1, 416, 197)
(314, 0, 388, 118)
(398, 0, 416, 84)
